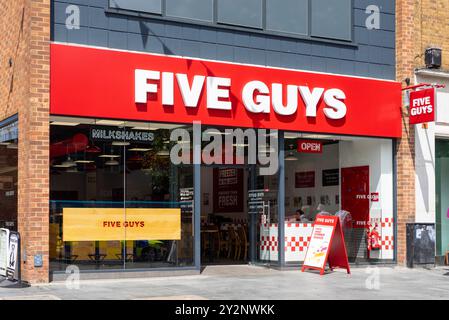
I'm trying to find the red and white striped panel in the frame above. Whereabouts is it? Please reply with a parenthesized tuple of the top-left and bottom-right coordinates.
(380, 217, 394, 259)
(259, 224, 278, 261)
(381, 218, 393, 228)
(285, 223, 313, 262)
(381, 235, 394, 251)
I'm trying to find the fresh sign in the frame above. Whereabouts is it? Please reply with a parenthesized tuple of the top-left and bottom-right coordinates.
(410, 88, 435, 125)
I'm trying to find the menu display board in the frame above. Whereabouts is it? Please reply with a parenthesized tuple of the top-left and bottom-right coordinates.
(6, 232, 20, 281)
(322, 169, 339, 187)
(295, 171, 315, 188)
(302, 215, 350, 275)
(0, 228, 9, 277)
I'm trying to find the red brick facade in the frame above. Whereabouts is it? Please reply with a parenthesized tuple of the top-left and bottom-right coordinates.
(0, 0, 50, 283)
(395, 0, 449, 265)
(395, 0, 416, 266)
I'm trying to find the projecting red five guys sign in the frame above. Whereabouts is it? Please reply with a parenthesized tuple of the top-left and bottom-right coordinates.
(50, 44, 402, 138)
(409, 88, 435, 125)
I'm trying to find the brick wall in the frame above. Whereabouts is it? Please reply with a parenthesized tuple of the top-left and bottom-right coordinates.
(419, 0, 449, 70)
(396, 0, 449, 265)
(0, 0, 50, 283)
(396, 0, 417, 266)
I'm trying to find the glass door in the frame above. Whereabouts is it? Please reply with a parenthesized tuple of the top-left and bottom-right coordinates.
(436, 139, 449, 259)
(248, 165, 279, 266)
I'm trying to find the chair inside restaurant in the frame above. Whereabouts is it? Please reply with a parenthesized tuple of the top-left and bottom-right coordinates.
(200, 166, 250, 265)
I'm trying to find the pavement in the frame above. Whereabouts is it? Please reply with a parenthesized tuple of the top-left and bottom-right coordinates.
(0, 265, 448, 300)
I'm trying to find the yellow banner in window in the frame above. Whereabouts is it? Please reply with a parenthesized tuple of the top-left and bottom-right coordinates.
(63, 208, 181, 242)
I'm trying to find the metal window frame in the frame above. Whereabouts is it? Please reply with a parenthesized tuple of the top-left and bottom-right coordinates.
(309, 0, 354, 42)
(106, 0, 356, 46)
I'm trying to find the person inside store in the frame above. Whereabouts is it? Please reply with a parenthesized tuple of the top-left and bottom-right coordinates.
(288, 209, 310, 223)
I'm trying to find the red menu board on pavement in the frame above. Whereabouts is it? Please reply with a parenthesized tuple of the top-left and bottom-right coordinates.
(302, 215, 350, 275)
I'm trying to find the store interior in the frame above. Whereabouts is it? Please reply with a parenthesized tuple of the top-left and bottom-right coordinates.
(49, 116, 395, 271)
(0, 134, 18, 231)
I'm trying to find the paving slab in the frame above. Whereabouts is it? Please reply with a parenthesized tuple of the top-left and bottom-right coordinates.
(0, 265, 447, 300)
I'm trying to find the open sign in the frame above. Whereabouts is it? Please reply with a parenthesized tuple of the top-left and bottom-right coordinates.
(297, 140, 323, 154)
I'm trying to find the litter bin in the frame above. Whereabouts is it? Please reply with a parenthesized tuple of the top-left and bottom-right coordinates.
(406, 223, 436, 268)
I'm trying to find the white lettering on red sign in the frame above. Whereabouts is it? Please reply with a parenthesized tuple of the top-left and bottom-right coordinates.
(409, 88, 435, 125)
(135, 69, 348, 120)
(297, 140, 323, 154)
(411, 96, 433, 116)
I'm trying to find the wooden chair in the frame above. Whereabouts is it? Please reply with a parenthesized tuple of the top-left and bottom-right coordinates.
(202, 225, 220, 260)
(227, 227, 241, 260)
(218, 229, 230, 259)
(237, 225, 249, 261)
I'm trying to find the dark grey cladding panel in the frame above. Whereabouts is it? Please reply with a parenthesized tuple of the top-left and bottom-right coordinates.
(51, 0, 396, 80)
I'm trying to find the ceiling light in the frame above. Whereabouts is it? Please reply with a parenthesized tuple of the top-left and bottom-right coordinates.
(156, 150, 170, 156)
(112, 141, 131, 146)
(132, 126, 157, 131)
(284, 133, 302, 139)
(52, 164, 72, 168)
(61, 156, 76, 167)
(98, 155, 121, 158)
(95, 120, 126, 126)
(128, 148, 152, 152)
(150, 123, 186, 130)
(6, 144, 18, 150)
(105, 159, 120, 166)
(50, 121, 80, 126)
(0, 142, 11, 146)
(75, 160, 95, 164)
(204, 131, 230, 136)
(285, 152, 298, 161)
(50, 116, 96, 125)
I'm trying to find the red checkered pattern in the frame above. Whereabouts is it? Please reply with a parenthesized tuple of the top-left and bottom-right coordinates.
(286, 223, 310, 228)
(381, 217, 394, 228)
(263, 223, 278, 228)
(381, 235, 394, 250)
(284, 236, 311, 252)
(260, 235, 278, 251)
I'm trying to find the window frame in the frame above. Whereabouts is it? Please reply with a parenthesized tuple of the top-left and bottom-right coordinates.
(309, 0, 353, 42)
(106, 0, 355, 46)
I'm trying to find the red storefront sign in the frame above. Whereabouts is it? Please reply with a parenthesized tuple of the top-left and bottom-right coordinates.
(297, 139, 323, 153)
(409, 88, 435, 125)
(50, 43, 402, 138)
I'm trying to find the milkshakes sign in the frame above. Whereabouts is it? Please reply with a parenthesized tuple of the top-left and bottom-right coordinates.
(50, 44, 402, 139)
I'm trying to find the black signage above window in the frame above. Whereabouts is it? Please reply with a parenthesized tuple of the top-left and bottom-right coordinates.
(322, 169, 340, 187)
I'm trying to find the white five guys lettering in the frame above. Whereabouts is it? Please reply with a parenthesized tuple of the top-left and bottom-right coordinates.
(135, 69, 348, 120)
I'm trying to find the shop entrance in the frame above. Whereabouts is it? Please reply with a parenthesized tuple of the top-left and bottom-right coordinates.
(200, 164, 279, 266)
